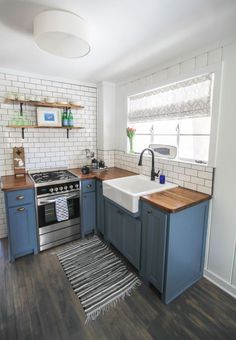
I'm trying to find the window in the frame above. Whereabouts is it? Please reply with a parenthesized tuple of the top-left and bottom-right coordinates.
(127, 74, 213, 163)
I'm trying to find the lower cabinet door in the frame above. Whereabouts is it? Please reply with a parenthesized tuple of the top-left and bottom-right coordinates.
(123, 214, 141, 270)
(8, 204, 37, 259)
(141, 204, 167, 292)
(81, 192, 96, 236)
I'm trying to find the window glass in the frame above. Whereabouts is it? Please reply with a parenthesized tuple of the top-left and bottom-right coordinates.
(128, 116, 211, 163)
(179, 135, 210, 162)
(180, 117, 211, 135)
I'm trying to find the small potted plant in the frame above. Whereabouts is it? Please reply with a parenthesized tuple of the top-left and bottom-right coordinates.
(126, 127, 136, 153)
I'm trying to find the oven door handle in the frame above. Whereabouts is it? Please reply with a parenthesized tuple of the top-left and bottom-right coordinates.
(38, 193, 80, 206)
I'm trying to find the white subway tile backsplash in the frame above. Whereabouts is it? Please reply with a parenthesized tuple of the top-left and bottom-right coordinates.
(185, 168, 198, 177)
(190, 176, 205, 185)
(6, 74, 17, 81)
(173, 166, 185, 174)
(198, 171, 213, 180)
(179, 174, 191, 182)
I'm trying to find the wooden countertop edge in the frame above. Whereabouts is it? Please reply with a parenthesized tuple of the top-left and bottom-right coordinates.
(140, 189, 211, 213)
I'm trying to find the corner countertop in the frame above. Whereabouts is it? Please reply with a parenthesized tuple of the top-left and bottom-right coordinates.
(141, 187, 211, 213)
(70, 167, 136, 181)
(1, 167, 137, 192)
(1, 174, 34, 192)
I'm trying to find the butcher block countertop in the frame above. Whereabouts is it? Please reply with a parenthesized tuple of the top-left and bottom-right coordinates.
(141, 187, 211, 213)
(70, 167, 137, 181)
(1, 174, 34, 192)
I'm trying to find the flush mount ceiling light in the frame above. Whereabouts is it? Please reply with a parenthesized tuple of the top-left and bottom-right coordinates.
(33, 10, 90, 58)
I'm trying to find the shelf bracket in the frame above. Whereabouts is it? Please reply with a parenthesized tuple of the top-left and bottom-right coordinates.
(20, 102, 23, 116)
(21, 128, 25, 139)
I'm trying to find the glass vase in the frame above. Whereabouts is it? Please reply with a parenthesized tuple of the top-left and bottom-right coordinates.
(129, 137, 134, 153)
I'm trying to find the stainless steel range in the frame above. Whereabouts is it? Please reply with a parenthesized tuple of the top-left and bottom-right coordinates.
(29, 169, 81, 251)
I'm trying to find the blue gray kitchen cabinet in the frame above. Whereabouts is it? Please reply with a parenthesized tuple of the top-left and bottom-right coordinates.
(141, 200, 209, 304)
(81, 179, 96, 236)
(5, 188, 38, 262)
(104, 198, 141, 270)
(96, 180, 104, 234)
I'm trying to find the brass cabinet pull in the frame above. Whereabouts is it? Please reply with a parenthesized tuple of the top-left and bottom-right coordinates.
(16, 195, 24, 200)
(17, 207, 25, 212)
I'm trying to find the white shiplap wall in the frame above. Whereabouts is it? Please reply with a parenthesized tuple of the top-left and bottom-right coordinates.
(0, 71, 97, 238)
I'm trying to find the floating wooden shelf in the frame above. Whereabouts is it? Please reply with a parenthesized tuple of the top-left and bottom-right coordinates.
(7, 125, 84, 129)
(5, 99, 84, 109)
(7, 125, 84, 138)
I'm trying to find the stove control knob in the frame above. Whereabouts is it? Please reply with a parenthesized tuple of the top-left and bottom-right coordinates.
(49, 188, 54, 193)
(75, 183, 79, 189)
(54, 187, 58, 192)
(64, 186, 68, 190)
(69, 185, 73, 190)
(59, 186, 63, 191)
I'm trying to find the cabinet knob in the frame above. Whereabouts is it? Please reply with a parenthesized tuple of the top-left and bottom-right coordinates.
(147, 210, 152, 214)
(16, 195, 24, 200)
(86, 184, 92, 188)
(17, 207, 25, 212)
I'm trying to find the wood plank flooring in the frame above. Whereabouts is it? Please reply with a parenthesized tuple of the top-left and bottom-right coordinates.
(0, 237, 236, 340)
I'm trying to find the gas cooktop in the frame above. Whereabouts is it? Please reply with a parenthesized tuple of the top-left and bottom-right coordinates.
(29, 169, 78, 186)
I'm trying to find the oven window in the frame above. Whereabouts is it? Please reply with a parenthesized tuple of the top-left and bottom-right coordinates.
(38, 197, 80, 227)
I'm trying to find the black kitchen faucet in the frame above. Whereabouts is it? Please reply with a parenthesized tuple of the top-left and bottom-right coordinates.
(138, 148, 160, 181)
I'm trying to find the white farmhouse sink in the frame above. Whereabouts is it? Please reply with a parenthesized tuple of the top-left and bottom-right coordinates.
(103, 175, 178, 213)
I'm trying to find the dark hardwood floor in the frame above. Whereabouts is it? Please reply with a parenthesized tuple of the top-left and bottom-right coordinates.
(0, 237, 236, 340)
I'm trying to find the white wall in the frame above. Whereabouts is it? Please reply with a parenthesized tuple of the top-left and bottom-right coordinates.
(0, 70, 97, 238)
(204, 42, 236, 297)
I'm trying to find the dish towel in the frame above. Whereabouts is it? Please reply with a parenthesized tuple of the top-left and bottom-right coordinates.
(55, 197, 69, 222)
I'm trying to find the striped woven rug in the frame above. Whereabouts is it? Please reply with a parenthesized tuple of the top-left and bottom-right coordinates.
(57, 236, 141, 321)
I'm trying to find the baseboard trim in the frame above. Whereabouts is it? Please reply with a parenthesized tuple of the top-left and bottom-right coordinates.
(204, 269, 236, 299)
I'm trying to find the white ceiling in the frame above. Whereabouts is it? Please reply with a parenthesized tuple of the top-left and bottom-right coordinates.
(0, 0, 236, 83)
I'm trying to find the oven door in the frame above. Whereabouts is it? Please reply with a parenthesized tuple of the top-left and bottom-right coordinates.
(37, 192, 80, 228)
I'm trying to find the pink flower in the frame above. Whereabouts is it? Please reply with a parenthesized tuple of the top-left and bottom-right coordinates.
(126, 127, 136, 138)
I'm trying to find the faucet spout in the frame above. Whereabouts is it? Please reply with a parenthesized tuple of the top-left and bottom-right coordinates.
(138, 148, 160, 181)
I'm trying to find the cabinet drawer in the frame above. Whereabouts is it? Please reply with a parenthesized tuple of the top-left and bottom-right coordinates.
(6, 189, 35, 207)
(81, 180, 95, 193)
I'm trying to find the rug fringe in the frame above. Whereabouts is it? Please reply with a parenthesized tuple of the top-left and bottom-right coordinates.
(85, 280, 141, 324)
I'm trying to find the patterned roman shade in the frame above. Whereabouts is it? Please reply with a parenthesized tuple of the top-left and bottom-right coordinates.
(128, 74, 213, 123)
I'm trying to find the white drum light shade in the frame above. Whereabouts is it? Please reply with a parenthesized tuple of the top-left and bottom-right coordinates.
(33, 10, 90, 58)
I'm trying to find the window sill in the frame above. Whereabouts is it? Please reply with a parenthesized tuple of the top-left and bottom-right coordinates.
(124, 150, 212, 168)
